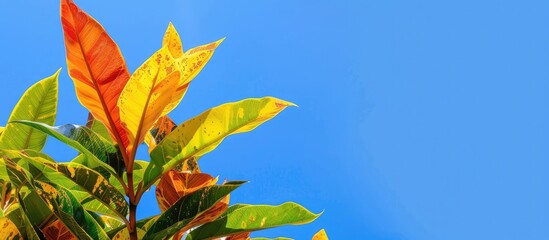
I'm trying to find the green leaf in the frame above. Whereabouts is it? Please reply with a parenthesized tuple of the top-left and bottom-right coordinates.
(0, 70, 59, 151)
(28, 159, 128, 218)
(4, 203, 42, 240)
(143, 181, 246, 240)
(33, 181, 110, 240)
(124, 160, 148, 192)
(13, 121, 125, 177)
(142, 97, 295, 193)
(187, 202, 321, 240)
(86, 113, 113, 143)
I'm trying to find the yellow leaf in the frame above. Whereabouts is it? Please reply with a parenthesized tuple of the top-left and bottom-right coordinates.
(0, 217, 22, 240)
(118, 46, 181, 159)
(162, 22, 183, 58)
(160, 23, 224, 115)
(312, 229, 329, 240)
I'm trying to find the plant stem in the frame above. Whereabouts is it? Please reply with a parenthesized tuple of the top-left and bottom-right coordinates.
(129, 200, 138, 240)
(128, 163, 138, 239)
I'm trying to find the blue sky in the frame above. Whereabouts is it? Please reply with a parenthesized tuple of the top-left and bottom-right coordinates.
(1, 0, 549, 239)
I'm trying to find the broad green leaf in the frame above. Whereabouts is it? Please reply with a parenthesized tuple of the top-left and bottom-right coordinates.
(143, 181, 246, 240)
(26, 159, 128, 218)
(61, 0, 130, 149)
(187, 202, 321, 240)
(312, 229, 329, 240)
(33, 181, 110, 240)
(86, 113, 113, 143)
(0, 217, 22, 239)
(4, 151, 127, 219)
(142, 97, 295, 192)
(4, 203, 42, 240)
(118, 45, 181, 159)
(0, 70, 59, 151)
(13, 121, 124, 177)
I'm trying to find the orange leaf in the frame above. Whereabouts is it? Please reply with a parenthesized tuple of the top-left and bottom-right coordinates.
(156, 171, 217, 212)
(42, 220, 77, 240)
(61, 0, 130, 152)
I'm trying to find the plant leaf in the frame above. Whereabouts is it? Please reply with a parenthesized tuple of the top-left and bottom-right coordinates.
(0, 217, 22, 239)
(118, 46, 181, 159)
(13, 121, 125, 177)
(42, 220, 77, 240)
(155, 171, 218, 212)
(143, 181, 245, 240)
(0, 70, 59, 151)
(187, 202, 321, 240)
(61, 0, 130, 150)
(144, 116, 177, 152)
(312, 229, 328, 240)
(161, 24, 224, 115)
(86, 113, 113, 143)
(33, 181, 110, 240)
(4, 203, 42, 240)
(142, 97, 295, 192)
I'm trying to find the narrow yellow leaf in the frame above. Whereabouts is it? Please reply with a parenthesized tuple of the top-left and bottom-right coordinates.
(118, 46, 182, 158)
(160, 23, 225, 114)
(162, 22, 183, 58)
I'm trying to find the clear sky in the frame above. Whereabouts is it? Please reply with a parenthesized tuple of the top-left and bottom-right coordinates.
(1, 0, 549, 239)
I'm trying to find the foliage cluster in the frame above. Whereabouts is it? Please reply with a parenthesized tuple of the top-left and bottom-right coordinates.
(0, 0, 327, 239)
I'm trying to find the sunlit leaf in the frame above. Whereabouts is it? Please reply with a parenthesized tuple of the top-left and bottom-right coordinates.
(156, 171, 217, 212)
(143, 181, 245, 240)
(161, 23, 224, 115)
(99, 215, 124, 232)
(86, 113, 113, 143)
(142, 97, 295, 193)
(33, 181, 110, 240)
(61, 0, 130, 150)
(187, 202, 321, 240)
(0, 70, 59, 151)
(118, 46, 181, 159)
(312, 229, 328, 240)
(4, 203, 42, 240)
(13, 121, 124, 177)
(0, 216, 22, 239)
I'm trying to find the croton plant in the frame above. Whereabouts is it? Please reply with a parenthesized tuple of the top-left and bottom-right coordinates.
(0, 0, 328, 239)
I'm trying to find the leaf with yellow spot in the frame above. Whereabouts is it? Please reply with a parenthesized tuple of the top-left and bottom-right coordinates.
(312, 229, 329, 240)
(161, 23, 224, 115)
(0, 217, 22, 240)
(144, 181, 245, 240)
(141, 97, 295, 193)
(118, 46, 182, 159)
(61, 0, 130, 150)
(111, 228, 146, 240)
(0, 70, 59, 151)
(187, 202, 321, 240)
